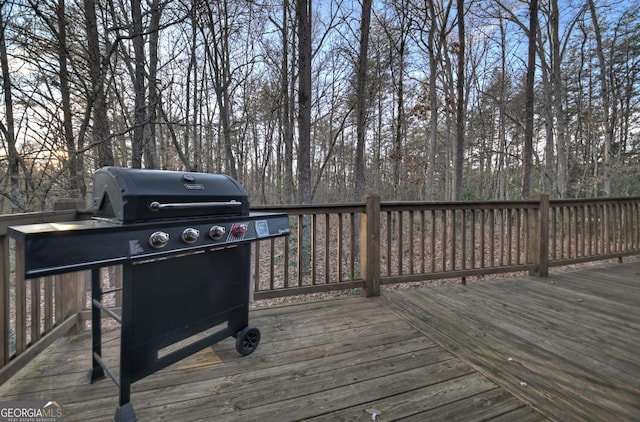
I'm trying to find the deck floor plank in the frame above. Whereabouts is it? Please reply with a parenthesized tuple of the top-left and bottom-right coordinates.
(384, 262, 640, 422)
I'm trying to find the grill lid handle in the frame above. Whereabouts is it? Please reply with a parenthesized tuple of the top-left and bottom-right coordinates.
(148, 200, 241, 211)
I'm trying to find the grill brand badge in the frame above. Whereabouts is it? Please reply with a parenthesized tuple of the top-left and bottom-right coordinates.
(0, 400, 63, 422)
(183, 183, 204, 190)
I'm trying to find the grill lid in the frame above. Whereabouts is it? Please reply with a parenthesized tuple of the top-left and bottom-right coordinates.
(92, 167, 249, 223)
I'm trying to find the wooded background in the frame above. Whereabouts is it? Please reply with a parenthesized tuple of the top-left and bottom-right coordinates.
(0, 0, 639, 212)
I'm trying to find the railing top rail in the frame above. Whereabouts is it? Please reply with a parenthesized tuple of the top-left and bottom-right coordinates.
(550, 197, 640, 206)
(380, 199, 540, 211)
(251, 203, 365, 214)
(253, 199, 543, 214)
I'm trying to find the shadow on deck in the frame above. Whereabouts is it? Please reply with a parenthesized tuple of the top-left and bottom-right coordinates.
(2, 262, 639, 421)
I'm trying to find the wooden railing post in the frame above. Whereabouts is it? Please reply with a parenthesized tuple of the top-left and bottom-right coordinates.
(60, 271, 86, 335)
(528, 193, 549, 277)
(360, 194, 381, 297)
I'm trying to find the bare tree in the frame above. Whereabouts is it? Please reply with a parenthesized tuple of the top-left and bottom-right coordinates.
(386, 0, 410, 198)
(297, 0, 312, 205)
(83, 0, 114, 168)
(353, 0, 372, 202)
(454, 0, 465, 199)
(587, 0, 612, 196)
(55, 0, 85, 197)
(201, 0, 240, 179)
(145, 0, 164, 169)
(550, 0, 567, 197)
(280, 2, 296, 203)
(130, 0, 146, 168)
(521, 0, 538, 198)
(0, 2, 20, 210)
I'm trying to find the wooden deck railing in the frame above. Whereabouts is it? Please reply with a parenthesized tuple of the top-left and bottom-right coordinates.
(2, 194, 640, 384)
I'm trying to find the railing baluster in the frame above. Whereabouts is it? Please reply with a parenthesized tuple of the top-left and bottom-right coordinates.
(498, 208, 504, 267)
(470, 209, 476, 268)
(441, 210, 447, 272)
(516, 209, 523, 265)
(284, 226, 290, 288)
(451, 210, 457, 271)
(311, 214, 317, 285)
(420, 210, 426, 274)
(409, 211, 414, 275)
(270, 239, 276, 290)
(336, 213, 343, 283)
(489, 209, 495, 267)
(350, 212, 356, 281)
(44, 276, 53, 333)
(462, 209, 468, 270)
(297, 215, 303, 288)
(480, 209, 486, 269)
(15, 242, 26, 356)
(386, 212, 392, 277)
(31, 278, 41, 343)
(398, 211, 404, 275)
(325, 214, 330, 285)
(430, 210, 436, 272)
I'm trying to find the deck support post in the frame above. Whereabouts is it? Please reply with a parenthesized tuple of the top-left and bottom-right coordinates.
(528, 193, 549, 277)
(60, 271, 85, 335)
(361, 194, 381, 297)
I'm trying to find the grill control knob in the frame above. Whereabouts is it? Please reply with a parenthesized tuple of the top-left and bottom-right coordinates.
(209, 225, 226, 240)
(148, 231, 170, 249)
(231, 224, 248, 238)
(181, 227, 200, 244)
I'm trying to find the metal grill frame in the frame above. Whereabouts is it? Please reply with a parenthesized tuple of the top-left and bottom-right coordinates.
(9, 168, 290, 422)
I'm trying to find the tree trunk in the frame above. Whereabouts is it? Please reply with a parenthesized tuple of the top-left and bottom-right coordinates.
(203, 0, 238, 179)
(280, 2, 296, 203)
(522, 0, 538, 199)
(588, 0, 612, 196)
(130, 0, 146, 168)
(0, 6, 20, 211)
(541, 58, 556, 196)
(426, 0, 438, 200)
(297, 0, 312, 205)
(497, 17, 507, 200)
(551, 0, 567, 197)
(454, 0, 465, 200)
(184, 9, 196, 170)
(146, 0, 162, 169)
(57, 0, 85, 198)
(84, 0, 114, 168)
(393, 41, 405, 198)
(353, 0, 372, 202)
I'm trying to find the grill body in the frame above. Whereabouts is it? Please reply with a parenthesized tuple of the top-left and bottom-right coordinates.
(9, 167, 290, 422)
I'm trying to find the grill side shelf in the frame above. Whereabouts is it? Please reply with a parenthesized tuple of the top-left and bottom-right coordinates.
(8, 213, 290, 278)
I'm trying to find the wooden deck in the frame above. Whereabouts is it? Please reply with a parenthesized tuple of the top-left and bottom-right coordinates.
(1, 262, 639, 421)
(385, 261, 640, 422)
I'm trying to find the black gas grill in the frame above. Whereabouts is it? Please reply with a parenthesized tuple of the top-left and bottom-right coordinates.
(9, 167, 290, 422)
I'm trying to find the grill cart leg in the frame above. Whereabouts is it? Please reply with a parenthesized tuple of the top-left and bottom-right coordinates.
(87, 268, 105, 382)
(115, 266, 137, 422)
(114, 403, 137, 422)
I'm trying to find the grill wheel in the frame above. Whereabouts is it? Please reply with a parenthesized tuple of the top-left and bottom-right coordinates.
(235, 326, 261, 356)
